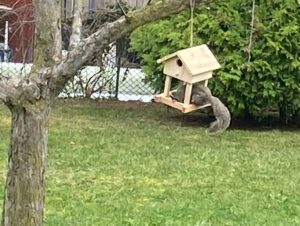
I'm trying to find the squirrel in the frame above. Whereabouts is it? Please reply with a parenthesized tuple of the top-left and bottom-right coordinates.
(171, 83, 210, 105)
(171, 83, 231, 132)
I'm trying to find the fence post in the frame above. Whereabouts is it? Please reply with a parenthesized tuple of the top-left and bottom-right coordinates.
(115, 55, 121, 99)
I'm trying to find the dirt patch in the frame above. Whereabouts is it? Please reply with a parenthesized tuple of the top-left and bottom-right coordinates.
(55, 98, 155, 110)
(95, 100, 153, 110)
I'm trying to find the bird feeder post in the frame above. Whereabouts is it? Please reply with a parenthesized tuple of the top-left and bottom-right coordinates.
(163, 75, 172, 97)
(183, 83, 193, 105)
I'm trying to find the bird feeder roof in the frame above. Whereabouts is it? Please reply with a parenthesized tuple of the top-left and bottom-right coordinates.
(157, 44, 221, 75)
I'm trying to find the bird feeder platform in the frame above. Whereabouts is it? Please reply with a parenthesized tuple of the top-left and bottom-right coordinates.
(154, 94, 210, 113)
(154, 44, 221, 113)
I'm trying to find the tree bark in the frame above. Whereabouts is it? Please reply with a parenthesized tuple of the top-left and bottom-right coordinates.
(2, 105, 50, 226)
(1, 0, 59, 224)
(0, 0, 210, 225)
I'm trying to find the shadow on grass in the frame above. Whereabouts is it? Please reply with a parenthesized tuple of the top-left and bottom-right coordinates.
(165, 109, 300, 132)
(52, 99, 300, 132)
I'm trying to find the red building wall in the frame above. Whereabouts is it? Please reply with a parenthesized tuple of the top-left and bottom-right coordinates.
(1, 0, 34, 63)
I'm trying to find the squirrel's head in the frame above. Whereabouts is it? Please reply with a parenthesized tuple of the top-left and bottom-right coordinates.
(191, 94, 208, 105)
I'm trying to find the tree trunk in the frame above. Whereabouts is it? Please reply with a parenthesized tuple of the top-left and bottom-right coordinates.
(0, 1, 209, 225)
(2, 105, 50, 226)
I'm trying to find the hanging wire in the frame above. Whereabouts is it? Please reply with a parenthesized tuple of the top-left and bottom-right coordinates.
(189, 0, 196, 47)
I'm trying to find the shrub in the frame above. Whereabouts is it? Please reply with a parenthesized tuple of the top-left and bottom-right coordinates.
(130, 0, 300, 121)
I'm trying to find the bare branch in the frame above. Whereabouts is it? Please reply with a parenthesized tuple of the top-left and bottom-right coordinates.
(83, 0, 202, 53)
(0, 3, 35, 63)
(116, 0, 128, 19)
(51, 0, 210, 95)
(69, 0, 83, 50)
(247, 0, 256, 63)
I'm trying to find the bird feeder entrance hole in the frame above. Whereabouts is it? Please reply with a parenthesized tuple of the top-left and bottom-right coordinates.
(154, 44, 221, 113)
(176, 59, 183, 67)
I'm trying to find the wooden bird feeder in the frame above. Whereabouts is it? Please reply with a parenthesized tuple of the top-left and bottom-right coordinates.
(154, 44, 221, 113)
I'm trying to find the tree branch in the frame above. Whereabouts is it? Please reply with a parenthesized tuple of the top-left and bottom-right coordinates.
(247, 0, 255, 63)
(0, 77, 22, 105)
(32, 0, 62, 71)
(24, 0, 63, 103)
(0, 80, 8, 103)
(51, 0, 210, 95)
(69, 0, 83, 50)
(85, 0, 209, 57)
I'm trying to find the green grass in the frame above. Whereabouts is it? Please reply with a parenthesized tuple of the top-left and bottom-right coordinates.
(0, 99, 299, 226)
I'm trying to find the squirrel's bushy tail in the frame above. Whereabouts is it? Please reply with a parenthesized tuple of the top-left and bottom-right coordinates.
(172, 84, 231, 132)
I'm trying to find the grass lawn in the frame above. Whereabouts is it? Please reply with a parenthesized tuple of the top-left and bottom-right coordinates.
(0, 99, 299, 225)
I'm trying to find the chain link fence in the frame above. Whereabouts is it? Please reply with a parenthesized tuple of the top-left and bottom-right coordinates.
(61, 42, 156, 102)
(0, 42, 156, 102)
